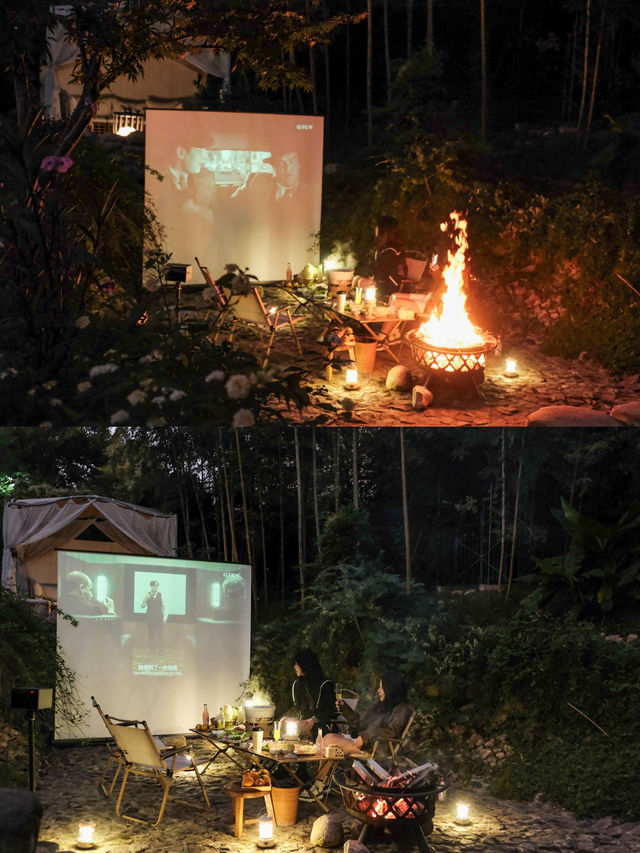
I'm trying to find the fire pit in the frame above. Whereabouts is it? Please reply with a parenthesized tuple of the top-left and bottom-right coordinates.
(405, 328, 498, 386)
(335, 771, 448, 852)
(406, 211, 498, 393)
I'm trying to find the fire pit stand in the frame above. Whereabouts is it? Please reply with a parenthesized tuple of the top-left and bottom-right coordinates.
(404, 329, 498, 397)
(335, 771, 449, 852)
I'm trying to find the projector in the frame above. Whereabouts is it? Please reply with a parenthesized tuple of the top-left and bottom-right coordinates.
(11, 687, 54, 711)
(165, 263, 192, 283)
(324, 744, 345, 759)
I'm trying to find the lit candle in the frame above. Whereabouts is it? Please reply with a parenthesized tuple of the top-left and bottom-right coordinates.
(504, 358, 518, 376)
(345, 363, 359, 390)
(257, 813, 275, 847)
(77, 821, 95, 848)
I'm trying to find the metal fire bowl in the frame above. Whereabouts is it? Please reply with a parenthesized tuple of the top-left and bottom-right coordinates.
(335, 772, 448, 829)
(405, 328, 498, 377)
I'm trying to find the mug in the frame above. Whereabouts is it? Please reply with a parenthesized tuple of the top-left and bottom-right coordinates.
(251, 728, 264, 752)
(337, 292, 347, 312)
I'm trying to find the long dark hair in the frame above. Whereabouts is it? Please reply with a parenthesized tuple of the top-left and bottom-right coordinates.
(293, 648, 325, 699)
(379, 670, 407, 708)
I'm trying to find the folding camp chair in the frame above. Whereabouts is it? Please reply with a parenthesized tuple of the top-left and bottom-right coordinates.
(226, 286, 304, 367)
(370, 709, 416, 768)
(103, 711, 211, 825)
(92, 696, 125, 798)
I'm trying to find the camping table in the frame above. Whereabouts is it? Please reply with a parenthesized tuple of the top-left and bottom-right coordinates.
(190, 730, 366, 813)
(324, 304, 409, 363)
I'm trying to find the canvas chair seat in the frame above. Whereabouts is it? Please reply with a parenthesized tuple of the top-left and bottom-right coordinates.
(370, 709, 416, 768)
(224, 286, 304, 367)
(93, 699, 210, 826)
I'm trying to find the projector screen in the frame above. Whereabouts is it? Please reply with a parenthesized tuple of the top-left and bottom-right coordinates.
(55, 550, 251, 739)
(145, 110, 324, 282)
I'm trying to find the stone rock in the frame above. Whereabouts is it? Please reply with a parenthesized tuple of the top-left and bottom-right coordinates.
(526, 406, 621, 427)
(310, 814, 344, 847)
(609, 401, 640, 425)
(343, 842, 369, 853)
(386, 365, 412, 391)
(412, 385, 434, 410)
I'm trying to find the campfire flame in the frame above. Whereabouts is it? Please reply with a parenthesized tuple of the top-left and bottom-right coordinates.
(418, 213, 485, 363)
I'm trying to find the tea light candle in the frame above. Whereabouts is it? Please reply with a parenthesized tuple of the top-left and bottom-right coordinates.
(77, 820, 96, 848)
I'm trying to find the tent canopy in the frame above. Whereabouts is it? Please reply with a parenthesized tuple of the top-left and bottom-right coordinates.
(2, 495, 177, 595)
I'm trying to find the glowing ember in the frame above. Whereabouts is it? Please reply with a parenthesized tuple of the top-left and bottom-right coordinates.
(418, 212, 484, 355)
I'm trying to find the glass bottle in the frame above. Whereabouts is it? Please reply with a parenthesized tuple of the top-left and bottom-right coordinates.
(202, 703, 210, 726)
(286, 262, 292, 282)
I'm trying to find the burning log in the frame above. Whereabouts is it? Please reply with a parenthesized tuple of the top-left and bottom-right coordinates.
(348, 761, 442, 823)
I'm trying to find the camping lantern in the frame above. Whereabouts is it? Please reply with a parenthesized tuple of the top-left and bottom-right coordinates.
(77, 820, 96, 848)
(365, 284, 377, 305)
(284, 719, 298, 739)
(257, 813, 275, 847)
(345, 362, 359, 390)
(455, 803, 471, 825)
(504, 358, 518, 377)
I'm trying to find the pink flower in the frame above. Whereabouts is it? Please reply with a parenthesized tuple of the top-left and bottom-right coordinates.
(40, 155, 73, 173)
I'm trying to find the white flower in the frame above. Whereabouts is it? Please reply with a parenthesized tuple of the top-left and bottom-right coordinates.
(89, 363, 118, 378)
(151, 395, 166, 406)
(225, 374, 251, 400)
(28, 387, 36, 396)
(77, 381, 91, 394)
(169, 389, 187, 401)
(232, 408, 255, 428)
(110, 409, 129, 424)
(205, 370, 225, 383)
(127, 389, 147, 406)
(75, 315, 90, 329)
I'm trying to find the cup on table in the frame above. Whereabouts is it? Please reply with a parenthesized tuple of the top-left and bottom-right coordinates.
(272, 722, 281, 741)
(335, 684, 343, 701)
(336, 291, 346, 312)
(251, 728, 264, 752)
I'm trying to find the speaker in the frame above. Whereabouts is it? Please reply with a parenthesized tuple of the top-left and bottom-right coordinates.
(10, 687, 53, 711)
(166, 263, 193, 283)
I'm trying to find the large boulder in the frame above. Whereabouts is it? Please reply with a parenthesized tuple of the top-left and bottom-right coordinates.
(526, 406, 620, 427)
(310, 813, 344, 847)
(0, 788, 42, 853)
(609, 401, 640, 425)
(386, 365, 412, 391)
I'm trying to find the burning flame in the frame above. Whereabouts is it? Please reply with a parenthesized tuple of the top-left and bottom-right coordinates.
(419, 212, 483, 349)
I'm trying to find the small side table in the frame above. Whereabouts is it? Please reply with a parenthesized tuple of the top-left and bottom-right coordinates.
(224, 782, 273, 838)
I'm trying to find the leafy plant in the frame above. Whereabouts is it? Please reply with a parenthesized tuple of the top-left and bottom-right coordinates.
(520, 498, 640, 616)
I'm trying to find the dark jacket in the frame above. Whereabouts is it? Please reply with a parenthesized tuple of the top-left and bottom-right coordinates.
(374, 244, 408, 300)
(291, 676, 336, 737)
(341, 699, 412, 749)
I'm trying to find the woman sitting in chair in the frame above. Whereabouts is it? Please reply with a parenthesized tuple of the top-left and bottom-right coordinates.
(323, 670, 412, 754)
(288, 647, 336, 740)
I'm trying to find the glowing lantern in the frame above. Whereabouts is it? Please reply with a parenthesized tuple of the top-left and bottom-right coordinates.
(455, 803, 471, 825)
(257, 813, 275, 847)
(116, 125, 137, 137)
(504, 358, 518, 376)
(365, 285, 377, 305)
(345, 362, 359, 390)
(285, 719, 298, 739)
(77, 821, 96, 848)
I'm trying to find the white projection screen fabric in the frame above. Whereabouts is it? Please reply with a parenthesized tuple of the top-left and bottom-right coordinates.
(145, 110, 324, 282)
(55, 550, 251, 739)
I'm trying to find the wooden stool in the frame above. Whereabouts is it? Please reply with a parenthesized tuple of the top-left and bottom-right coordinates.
(325, 325, 356, 381)
(224, 782, 272, 838)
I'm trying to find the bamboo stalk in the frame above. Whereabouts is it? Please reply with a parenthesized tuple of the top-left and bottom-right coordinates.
(567, 702, 609, 736)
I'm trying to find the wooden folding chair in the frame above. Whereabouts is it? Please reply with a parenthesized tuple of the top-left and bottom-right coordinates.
(92, 696, 125, 798)
(104, 713, 210, 826)
(370, 709, 416, 768)
(227, 286, 304, 367)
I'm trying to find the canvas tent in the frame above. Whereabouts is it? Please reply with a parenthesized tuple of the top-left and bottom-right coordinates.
(42, 20, 231, 121)
(1, 496, 177, 600)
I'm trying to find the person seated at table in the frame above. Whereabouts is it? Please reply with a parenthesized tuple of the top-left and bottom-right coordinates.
(287, 648, 336, 740)
(372, 216, 408, 302)
(322, 670, 412, 755)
